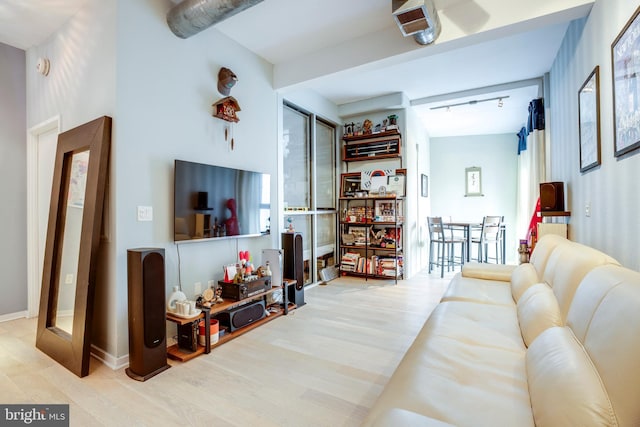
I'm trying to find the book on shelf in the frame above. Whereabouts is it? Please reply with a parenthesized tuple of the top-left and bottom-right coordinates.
(340, 252, 360, 272)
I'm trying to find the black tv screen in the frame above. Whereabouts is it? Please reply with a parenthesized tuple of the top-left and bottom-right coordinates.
(174, 160, 270, 241)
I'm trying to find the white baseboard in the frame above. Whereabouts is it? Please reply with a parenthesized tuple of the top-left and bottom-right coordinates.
(0, 311, 28, 323)
(90, 344, 129, 370)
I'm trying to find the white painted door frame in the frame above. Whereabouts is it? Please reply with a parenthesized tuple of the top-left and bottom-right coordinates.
(27, 116, 60, 318)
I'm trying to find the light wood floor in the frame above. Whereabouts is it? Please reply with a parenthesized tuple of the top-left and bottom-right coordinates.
(0, 269, 453, 427)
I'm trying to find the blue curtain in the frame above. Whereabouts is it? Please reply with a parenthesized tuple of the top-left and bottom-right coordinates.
(517, 127, 528, 155)
(527, 98, 545, 133)
(517, 98, 545, 154)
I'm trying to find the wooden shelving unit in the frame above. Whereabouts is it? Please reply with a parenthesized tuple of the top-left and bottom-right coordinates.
(166, 281, 296, 362)
(338, 196, 404, 282)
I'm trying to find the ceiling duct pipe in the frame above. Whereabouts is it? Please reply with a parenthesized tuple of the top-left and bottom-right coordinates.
(167, 0, 264, 39)
(392, 0, 441, 45)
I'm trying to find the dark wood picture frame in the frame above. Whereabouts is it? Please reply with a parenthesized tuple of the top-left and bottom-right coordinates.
(579, 66, 601, 172)
(36, 116, 111, 377)
(612, 5, 640, 157)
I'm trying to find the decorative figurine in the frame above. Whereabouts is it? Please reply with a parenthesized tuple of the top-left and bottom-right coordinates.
(387, 114, 398, 129)
(363, 119, 373, 134)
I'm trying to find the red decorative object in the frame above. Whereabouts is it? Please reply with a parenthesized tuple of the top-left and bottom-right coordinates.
(212, 96, 240, 122)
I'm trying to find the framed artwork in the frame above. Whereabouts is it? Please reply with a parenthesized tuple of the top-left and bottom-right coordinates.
(611, 5, 640, 157)
(340, 172, 361, 196)
(386, 174, 405, 196)
(578, 66, 601, 172)
(421, 174, 428, 197)
(465, 167, 482, 197)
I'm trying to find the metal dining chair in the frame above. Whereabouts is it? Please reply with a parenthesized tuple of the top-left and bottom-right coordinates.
(472, 215, 504, 263)
(427, 216, 466, 277)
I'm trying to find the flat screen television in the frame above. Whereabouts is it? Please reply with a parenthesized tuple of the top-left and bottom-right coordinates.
(174, 160, 271, 241)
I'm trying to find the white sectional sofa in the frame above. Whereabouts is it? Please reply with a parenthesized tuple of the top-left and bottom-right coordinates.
(362, 235, 640, 426)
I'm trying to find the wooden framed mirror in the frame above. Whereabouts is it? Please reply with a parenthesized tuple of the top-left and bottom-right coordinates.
(36, 116, 111, 377)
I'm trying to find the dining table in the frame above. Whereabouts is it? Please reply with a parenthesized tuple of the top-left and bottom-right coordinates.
(444, 221, 482, 263)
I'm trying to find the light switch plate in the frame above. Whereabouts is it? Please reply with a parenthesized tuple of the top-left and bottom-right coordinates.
(137, 206, 153, 221)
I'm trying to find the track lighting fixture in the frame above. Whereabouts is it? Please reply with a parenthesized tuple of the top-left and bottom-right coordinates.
(430, 95, 510, 111)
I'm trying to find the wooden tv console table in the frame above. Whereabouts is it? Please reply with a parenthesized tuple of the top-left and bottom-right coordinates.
(166, 279, 296, 362)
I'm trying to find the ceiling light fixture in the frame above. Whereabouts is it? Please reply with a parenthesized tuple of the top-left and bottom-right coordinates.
(430, 95, 510, 111)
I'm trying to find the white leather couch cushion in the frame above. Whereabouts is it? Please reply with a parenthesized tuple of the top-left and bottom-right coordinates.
(441, 274, 513, 305)
(566, 265, 640, 427)
(526, 326, 617, 427)
(424, 301, 525, 352)
(542, 241, 619, 319)
(529, 234, 566, 276)
(363, 306, 534, 427)
(516, 283, 563, 347)
(461, 262, 515, 281)
(511, 262, 540, 302)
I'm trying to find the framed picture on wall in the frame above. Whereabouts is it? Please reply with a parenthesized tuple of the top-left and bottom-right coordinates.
(464, 167, 483, 197)
(611, 5, 640, 157)
(578, 66, 601, 172)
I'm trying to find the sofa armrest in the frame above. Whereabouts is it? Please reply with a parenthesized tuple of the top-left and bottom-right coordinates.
(461, 262, 516, 282)
(368, 408, 456, 427)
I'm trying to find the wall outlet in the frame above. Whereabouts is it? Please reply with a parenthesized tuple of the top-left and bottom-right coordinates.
(137, 206, 153, 221)
(194, 281, 202, 296)
(65, 273, 74, 284)
(585, 202, 591, 217)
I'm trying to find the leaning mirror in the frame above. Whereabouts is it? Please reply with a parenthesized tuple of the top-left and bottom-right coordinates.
(36, 116, 111, 377)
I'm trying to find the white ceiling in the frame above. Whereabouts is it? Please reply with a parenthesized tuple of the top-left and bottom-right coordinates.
(0, 0, 593, 137)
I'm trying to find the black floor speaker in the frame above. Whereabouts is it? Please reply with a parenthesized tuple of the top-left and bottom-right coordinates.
(282, 232, 306, 307)
(215, 300, 266, 332)
(126, 248, 170, 381)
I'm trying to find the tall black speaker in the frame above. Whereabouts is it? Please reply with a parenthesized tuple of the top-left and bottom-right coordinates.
(126, 248, 170, 381)
(282, 232, 306, 307)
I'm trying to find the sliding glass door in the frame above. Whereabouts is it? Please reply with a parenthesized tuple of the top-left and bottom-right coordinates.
(283, 102, 337, 284)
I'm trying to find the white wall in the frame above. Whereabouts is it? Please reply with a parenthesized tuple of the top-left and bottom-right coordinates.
(548, 0, 640, 270)
(405, 107, 430, 275)
(25, 0, 280, 362)
(0, 43, 27, 317)
(112, 0, 278, 358)
(430, 133, 519, 263)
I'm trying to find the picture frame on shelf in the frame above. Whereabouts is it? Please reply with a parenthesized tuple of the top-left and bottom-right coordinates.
(578, 66, 601, 172)
(465, 166, 483, 197)
(340, 172, 361, 197)
(386, 174, 405, 196)
(611, 5, 640, 157)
